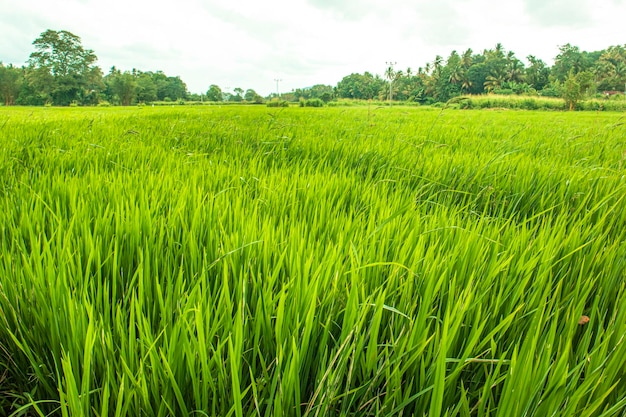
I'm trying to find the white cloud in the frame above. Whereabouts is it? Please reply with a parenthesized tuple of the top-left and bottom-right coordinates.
(523, 0, 592, 27)
(1, 0, 625, 95)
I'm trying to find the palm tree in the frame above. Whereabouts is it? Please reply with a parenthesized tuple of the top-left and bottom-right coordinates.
(484, 71, 505, 93)
(506, 60, 525, 83)
(484, 43, 505, 61)
(433, 55, 444, 76)
(449, 65, 463, 85)
(461, 75, 473, 94)
(494, 43, 505, 58)
(461, 48, 473, 69)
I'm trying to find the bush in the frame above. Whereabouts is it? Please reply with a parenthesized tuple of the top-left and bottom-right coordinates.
(520, 98, 538, 110)
(459, 99, 473, 109)
(582, 101, 604, 111)
(539, 87, 561, 98)
(304, 98, 325, 107)
(267, 100, 289, 108)
(493, 88, 514, 96)
(459, 95, 566, 111)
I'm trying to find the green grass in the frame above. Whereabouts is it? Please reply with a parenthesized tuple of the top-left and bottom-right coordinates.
(1, 105, 626, 416)
(461, 94, 626, 111)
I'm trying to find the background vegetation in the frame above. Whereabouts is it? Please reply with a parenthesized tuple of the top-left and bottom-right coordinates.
(1, 30, 625, 107)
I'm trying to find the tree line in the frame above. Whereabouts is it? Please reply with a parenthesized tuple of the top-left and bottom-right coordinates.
(1, 30, 625, 107)
(333, 43, 625, 107)
(0, 30, 189, 106)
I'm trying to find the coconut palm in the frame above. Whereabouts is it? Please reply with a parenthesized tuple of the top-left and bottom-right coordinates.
(484, 71, 506, 93)
(506, 60, 525, 83)
(449, 66, 463, 85)
(461, 48, 473, 69)
(461, 75, 473, 94)
(433, 55, 444, 76)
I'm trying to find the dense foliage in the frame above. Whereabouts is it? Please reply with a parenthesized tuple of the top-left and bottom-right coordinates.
(333, 44, 626, 104)
(1, 106, 625, 416)
(26, 29, 102, 106)
(1, 31, 626, 106)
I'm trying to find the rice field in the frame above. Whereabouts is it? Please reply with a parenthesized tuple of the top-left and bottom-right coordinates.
(1, 105, 625, 416)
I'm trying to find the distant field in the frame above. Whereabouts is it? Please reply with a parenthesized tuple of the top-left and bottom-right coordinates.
(1, 106, 625, 416)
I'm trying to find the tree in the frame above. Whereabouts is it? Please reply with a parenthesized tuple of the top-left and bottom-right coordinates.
(0, 63, 23, 105)
(465, 63, 489, 95)
(153, 73, 187, 101)
(27, 29, 100, 105)
(446, 51, 463, 85)
(336, 72, 385, 100)
(294, 84, 334, 102)
(484, 72, 505, 93)
(505, 52, 525, 83)
(105, 68, 137, 106)
(309, 84, 334, 102)
(461, 49, 473, 69)
(206, 84, 223, 102)
(136, 72, 158, 102)
(552, 44, 592, 82)
(232, 87, 244, 102)
(594, 45, 626, 92)
(562, 70, 594, 110)
(393, 71, 419, 101)
(244, 88, 264, 103)
(525, 55, 550, 90)
(431, 64, 461, 102)
(385, 65, 400, 101)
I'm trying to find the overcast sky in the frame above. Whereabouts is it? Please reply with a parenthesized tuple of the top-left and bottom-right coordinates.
(1, 0, 624, 96)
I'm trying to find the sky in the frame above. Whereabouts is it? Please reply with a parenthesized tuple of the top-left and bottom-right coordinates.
(1, 0, 624, 96)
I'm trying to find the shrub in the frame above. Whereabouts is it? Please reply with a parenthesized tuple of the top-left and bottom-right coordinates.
(493, 88, 514, 96)
(267, 100, 289, 108)
(539, 87, 561, 98)
(304, 98, 325, 107)
(520, 98, 538, 110)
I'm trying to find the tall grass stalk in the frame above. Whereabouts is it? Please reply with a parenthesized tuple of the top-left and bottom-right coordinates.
(0, 106, 625, 416)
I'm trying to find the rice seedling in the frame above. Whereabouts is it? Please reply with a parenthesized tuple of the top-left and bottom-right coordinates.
(0, 105, 625, 416)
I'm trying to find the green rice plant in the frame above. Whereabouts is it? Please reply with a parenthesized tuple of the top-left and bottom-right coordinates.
(0, 105, 625, 416)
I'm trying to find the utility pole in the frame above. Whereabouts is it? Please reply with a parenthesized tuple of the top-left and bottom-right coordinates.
(274, 78, 282, 99)
(385, 61, 397, 105)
